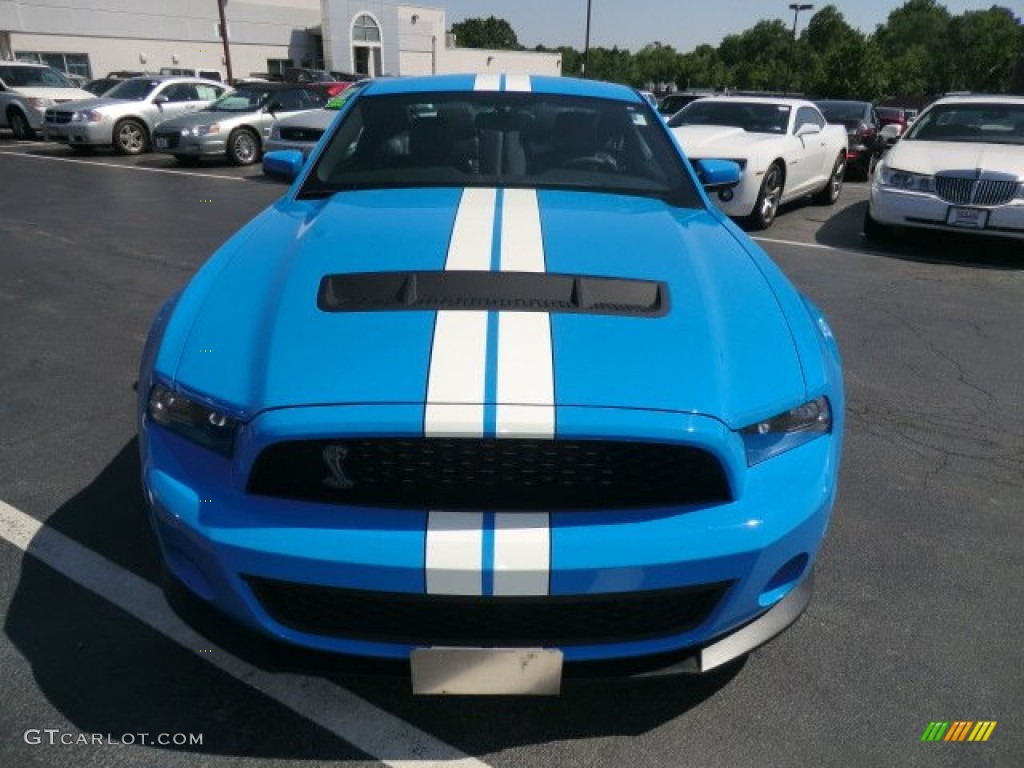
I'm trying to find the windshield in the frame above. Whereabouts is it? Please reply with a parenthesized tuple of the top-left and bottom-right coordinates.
(105, 79, 161, 101)
(300, 91, 700, 207)
(818, 102, 866, 123)
(668, 100, 791, 133)
(905, 103, 1024, 145)
(208, 88, 273, 112)
(0, 65, 74, 88)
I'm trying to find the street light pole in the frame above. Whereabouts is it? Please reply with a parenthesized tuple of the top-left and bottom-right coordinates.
(786, 3, 813, 93)
(217, 0, 234, 83)
(582, 0, 592, 77)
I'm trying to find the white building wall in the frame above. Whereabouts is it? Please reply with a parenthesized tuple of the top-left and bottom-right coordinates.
(437, 48, 562, 77)
(320, 0, 399, 76)
(0, 0, 321, 78)
(396, 5, 441, 76)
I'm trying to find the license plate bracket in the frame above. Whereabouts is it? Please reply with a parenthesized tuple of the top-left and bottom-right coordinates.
(946, 206, 988, 229)
(411, 647, 563, 695)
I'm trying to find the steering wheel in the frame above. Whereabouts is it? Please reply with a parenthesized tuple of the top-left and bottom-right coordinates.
(560, 152, 619, 172)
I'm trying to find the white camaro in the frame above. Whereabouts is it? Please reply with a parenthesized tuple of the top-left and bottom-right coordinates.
(866, 94, 1024, 241)
(669, 97, 849, 229)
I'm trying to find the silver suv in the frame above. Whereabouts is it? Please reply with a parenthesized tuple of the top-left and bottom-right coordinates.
(42, 76, 227, 154)
(0, 62, 93, 139)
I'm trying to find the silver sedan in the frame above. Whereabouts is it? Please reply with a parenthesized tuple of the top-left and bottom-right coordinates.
(265, 81, 370, 159)
(151, 84, 327, 165)
(43, 76, 227, 154)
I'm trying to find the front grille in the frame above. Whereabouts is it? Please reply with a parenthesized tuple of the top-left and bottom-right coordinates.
(280, 127, 324, 142)
(247, 438, 732, 510)
(153, 132, 181, 149)
(246, 576, 732, 646)
(934, 176, 1018, 206)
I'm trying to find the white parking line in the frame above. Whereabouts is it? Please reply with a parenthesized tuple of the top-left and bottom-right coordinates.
(0, 149, 249, 182)
(752, 236, 848, 252)
(0, 498, 490, 768)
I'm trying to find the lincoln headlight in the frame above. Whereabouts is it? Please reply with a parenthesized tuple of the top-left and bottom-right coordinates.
(148, 384, 238, 456)
(878, 166, 935, 193)
(741, 397, 832, 465)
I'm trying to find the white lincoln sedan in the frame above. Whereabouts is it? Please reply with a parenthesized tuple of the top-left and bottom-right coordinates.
(865, 95, 1024, 241)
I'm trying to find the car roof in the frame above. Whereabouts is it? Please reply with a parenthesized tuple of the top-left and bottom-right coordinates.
(363, 74, 642, 102)
(0, 61, 56, 68)
(929, 94, 1024, 107)
(815, 99, 870, 106)
(692, 95, 812, 108)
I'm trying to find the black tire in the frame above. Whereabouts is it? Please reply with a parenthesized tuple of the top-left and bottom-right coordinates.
(113, 118, 149, 155)
(863, 207, 892, 241)
(8, 109, 34, 140)
(746, 162, 784, 230)
(814, 153, 846, 205)
(227, 128, 260, 166)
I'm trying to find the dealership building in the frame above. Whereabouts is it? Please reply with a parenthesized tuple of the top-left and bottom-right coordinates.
(0, 0, 560, 81)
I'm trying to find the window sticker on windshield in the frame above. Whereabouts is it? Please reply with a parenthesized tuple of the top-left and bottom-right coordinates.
(631, 112, 648, 126)
(327, 94, 350, 109)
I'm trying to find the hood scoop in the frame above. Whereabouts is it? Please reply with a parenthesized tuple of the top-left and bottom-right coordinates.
(317, 271, 669, 317)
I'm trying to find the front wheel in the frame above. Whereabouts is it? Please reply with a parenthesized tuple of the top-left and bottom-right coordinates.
(114, 119, 148, 155)
(746, 163, 784, 230)
(863, 207, 892, 241)
(814, 153, 845, 205)
(9, 110, 34, 140)
(227, 129, 260, 166)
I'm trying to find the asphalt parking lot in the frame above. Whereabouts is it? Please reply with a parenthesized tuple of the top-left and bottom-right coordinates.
(1, 134, 1021, 768)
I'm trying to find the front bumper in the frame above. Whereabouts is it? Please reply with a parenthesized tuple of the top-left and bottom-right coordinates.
(66, 120, 114, 147)
(141, 401, 840, 671)
(42, 121, 71, 142)
(153, 132, 229, 157)
(869, 183, 1024, 239)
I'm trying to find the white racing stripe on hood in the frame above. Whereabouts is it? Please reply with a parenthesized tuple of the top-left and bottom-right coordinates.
(425, 187, 552, 597)
(424, 188, 495, 437)
(497, 188, 555, 437)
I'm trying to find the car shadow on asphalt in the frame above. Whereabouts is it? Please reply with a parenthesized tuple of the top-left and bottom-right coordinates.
(815, 200, 1024, 271)
(6, 438, 742, 759)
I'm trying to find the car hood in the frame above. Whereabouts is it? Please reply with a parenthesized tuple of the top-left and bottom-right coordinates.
(55, 96, 134, 112)
(13, 86, 94, 102)
(161, 189, 807, 428)
(671, 125, 780, 158)
(273, 109, 337, 130)
(157, 110, 258, 129)
(887, 140, 1024, 178)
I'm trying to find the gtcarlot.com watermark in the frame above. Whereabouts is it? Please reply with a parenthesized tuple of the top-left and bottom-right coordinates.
(24, 729, 203, 747)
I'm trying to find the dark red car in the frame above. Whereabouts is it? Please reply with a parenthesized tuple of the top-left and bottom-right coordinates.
(877, 106, 912, 135)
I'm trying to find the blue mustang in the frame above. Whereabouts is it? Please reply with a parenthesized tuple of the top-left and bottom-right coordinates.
(139, 74, 843, 693)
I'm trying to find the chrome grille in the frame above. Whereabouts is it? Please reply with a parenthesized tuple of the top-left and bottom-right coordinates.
(935, 176, 1019, 206)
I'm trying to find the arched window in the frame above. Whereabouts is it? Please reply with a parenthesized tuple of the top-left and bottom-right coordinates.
(352, 14, 381, 43)
(351, 12, 383, 77)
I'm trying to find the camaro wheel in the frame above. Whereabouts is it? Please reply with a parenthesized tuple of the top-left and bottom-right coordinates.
(114, 119, 148, 155)
(748, 162, 784, 230)
(8, 109, 33, 140)
(228, 129, 260, 166)
(814, 153, 845, 205)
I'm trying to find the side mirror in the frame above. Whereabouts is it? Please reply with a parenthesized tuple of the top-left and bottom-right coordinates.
(152, 94, 169, 105)
(262, 149, 305, 181)
(880, 124, 901, 147)
(694, 158, 742, 192)
(795, 123, 821, 138)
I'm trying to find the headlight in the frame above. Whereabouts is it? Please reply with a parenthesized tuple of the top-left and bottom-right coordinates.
(741, 397, 832, 465)
(72, 110, 104, 123)
(27, 97, 55, 109)
(147, 384, 239, 456)
(878, 166, 935, 193)
(182, 124, 221, 137)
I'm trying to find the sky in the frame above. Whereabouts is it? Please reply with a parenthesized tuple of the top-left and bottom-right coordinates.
(438, 1, 1023, 53)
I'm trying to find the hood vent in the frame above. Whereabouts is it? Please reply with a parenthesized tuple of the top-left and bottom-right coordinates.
(318, 271, 668, 317)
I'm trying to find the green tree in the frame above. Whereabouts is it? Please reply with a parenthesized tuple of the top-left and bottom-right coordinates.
(945, 6, 1022, 92)
(873, 0, 952, 96)
(632, 42, 682, 89)
(449, 16, 521, 50)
